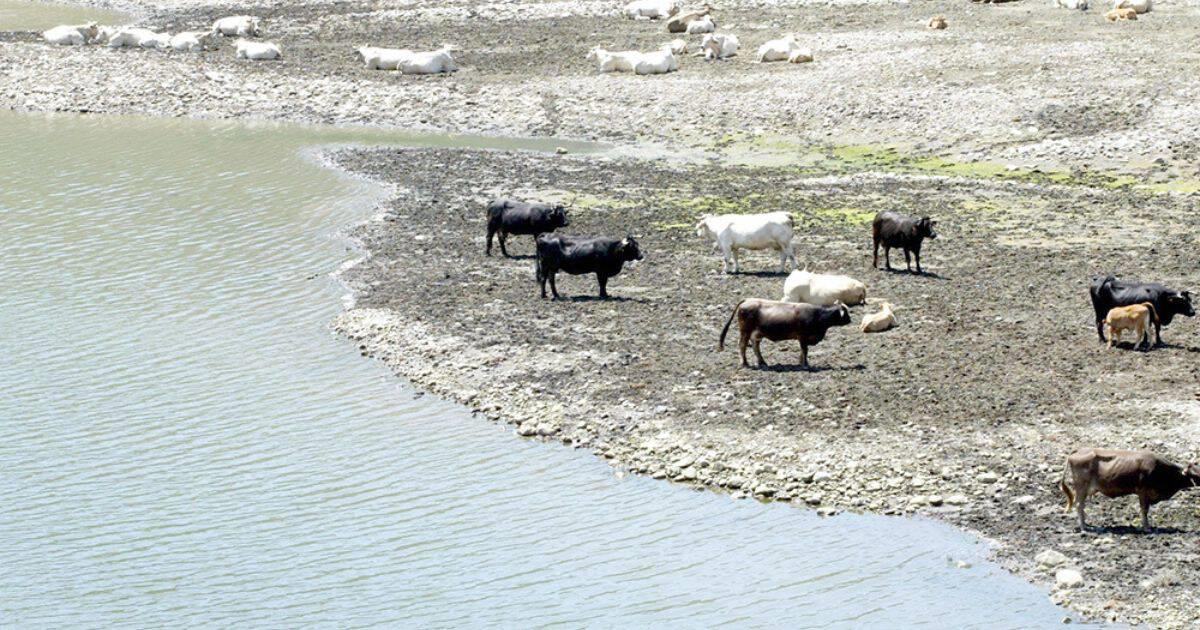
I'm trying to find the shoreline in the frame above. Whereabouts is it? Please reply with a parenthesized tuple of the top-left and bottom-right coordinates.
(6, 0, 1200, 625)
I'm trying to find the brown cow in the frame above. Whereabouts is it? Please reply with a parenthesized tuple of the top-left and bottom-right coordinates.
(718, 298, 851, 369)
(1106, 7, 1138, 20)
(1104, 302, 1158, 349)
(1060, 448, 1200, 532)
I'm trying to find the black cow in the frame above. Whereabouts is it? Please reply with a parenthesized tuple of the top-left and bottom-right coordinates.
(535, 234, 643, 299)
(872, 211, 938, 274)
(718, 298, 852, 369)
(486, 198, 569, 257)
(1089, 275, 1195, 345)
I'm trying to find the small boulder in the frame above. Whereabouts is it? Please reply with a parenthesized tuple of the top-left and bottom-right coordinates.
(1055, 569, 1084, 589)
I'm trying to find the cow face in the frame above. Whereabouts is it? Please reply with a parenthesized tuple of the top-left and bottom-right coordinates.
(620, 236, 644, 262)
(551, 205, 569, 228)
(1185, 463, 1200, 487)
(919, 217, 938, 239)
(1168, 291, 1196, 318)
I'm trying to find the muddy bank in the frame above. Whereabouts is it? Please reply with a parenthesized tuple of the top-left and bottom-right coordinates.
(331, 145, 1200, 628)
(6, 0, 1200, 177)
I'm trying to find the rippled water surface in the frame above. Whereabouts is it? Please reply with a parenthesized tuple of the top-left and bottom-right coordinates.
(0, 110, 1103, 628)
(0, 0, 126, 30)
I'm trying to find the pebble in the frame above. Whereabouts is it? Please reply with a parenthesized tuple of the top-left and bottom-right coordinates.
(1036, 549, 1069, 569)
(1056, 569, 1084, 589)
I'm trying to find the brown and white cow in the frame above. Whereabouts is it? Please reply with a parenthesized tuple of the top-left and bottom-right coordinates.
(1060, 448, 1200, 532)
(718, 298, 851, 369)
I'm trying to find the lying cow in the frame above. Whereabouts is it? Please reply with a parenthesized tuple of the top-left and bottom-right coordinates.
(696, 212, 797, 273)
(536, 235, 643, 299)
(1106, 7, 1138, 19)
(236, 39, 282, 60)
(42, 22, 98, 45)
(1090, 275, 1194, 345)
(358, 46, 412, 70)
(781, 269, 867, 306)
(719, 299, 851, 369)
(1060, 448, 1200, 532)
(860, 301, 896, 333)
(756, 34, 802, 62)
(666, 5, 712, 33)
(699, 33, 739, 60)
(624, 0, 680, 19)
(1104, 303, 1158, 349)
(212, 15, 262, 37)
(170, 31, 216, 52)
(485, 199, 569, 257)
(1113, 0, 1151, 13)
(872, 211, 937, 274)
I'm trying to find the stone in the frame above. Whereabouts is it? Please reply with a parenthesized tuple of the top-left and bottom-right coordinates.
(1011, 495, 1035, 505)
(977, 471, 999, 484)
(926, 495, 944, 507)
(1036, 549, 1069, 569)
(516, 424, 537, 437)
(945, 494, 969, 505)
(1055, 569, 1083, 589)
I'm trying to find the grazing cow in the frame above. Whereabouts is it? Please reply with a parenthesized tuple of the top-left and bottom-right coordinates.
(695, 212, 796, 273)
(1113, 0, 1151, 13)
(624, 0, 681, 19)
(685, 15, 716, 34)
(667, 5, 712, 33)
(1060, 448, 1200, 531)
(781, 269, 867, 306)
(1104, 303, 1158, 349)
(1106, 7, 1138, 19)
(485, 199, 569, 257)
(236, 39, 282, 60)
(536, 235, 643, 299)
(212, 15, 262, 37)
(860, 301, 896, 332)
(872, 211, 938, 274)
(719, 299, 851, 369)
(699, 33, 739, 60)
(42, 22, 98, 45)
(1089, 275, 1194, 345)
(756, 34, 801, 62)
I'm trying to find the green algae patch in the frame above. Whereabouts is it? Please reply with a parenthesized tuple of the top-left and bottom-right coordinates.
(1138, 180, 1200, 194)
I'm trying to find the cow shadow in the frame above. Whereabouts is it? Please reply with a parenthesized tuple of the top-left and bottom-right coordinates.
(875, 267, 950, 281)
(498, 254, 537, 261)
(560, 295, 650, 304)
(1156, 341, 1200, 353)
(1085, 524, 1184, 536)
(760, 363, 867, 373)
(733, 270, 791, 278)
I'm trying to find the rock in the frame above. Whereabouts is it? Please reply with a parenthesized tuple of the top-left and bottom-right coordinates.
(816, 506, 838, 517)
(926, 494, 944, 507)
(1055, 569, 1083, 589)
(1011, 494, 1035, 505)
(555, 147, 568, 155)
(955, 560, 972, 569)
(516, 424, 537, 437)
(673, 455, 696, 469)
(676, 466, 698, 481)
(805, 494, 822, 506)
(945, 494, 969, 506)
(1141, 569, 1181, 590)
(812, 471, 832, 483)
(977, 471, 999, 484)
(1036, 549, 1069, 569)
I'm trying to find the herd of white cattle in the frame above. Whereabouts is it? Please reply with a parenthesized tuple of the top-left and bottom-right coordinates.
(694, 212, 894, 333)
(41, 16, 282, 59)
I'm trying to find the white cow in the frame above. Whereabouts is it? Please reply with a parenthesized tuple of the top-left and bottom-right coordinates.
(685, 15, 716, 34)
(212, 15, 262, 37)
(860, 302, 896, 332)
(668, 38, 688, 55)
(93, 25, 120, 45)
(42, 22, 98, 45)
(137, 30, 172, 49)
(397, 45, 457, 74)
(700, 33, 739, 60)
(170, 31, 214, 51)
(236, 39, 282, 60)
(624, 0, 680, 19)
(781, 269, 867, 306)
(586, 46, 640, 73)
(757, 34, 802, 62)
(1053, 0, 1089, 9)
(633, 45, 678, 74)
(106, 27, 163, 48)
(788, 48, 813, 63)
(1113, 0, 1150, 12)
(358, 46, 412, 70)
(696, 212, 797, 273)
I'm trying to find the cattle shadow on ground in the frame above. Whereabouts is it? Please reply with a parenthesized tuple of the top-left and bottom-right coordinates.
(1085, 525, 1185, 536)
(556, 295, 650, 304)
(497, 254, 537, 261)
(758, 363, 867, 373)
(730, 270, 791, 278)
(875, 267, 951, 281)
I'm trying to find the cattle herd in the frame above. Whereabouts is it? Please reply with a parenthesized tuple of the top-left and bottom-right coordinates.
(485, 195, 1200, 531)
(41, 0, 1197, 534)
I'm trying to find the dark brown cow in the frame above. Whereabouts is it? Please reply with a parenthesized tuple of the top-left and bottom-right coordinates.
(1060, 448, 1200, 532)
(718, 298, 851, 369)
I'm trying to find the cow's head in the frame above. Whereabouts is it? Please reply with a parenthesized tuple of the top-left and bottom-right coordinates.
(249, 17, 263, 37)
(1184, 462, 1200, 488)
(919, 217, 938, 239)
(551, 205, 569, 228)
(619, 235, 644, 262)
(832, 301, 852, 326)
(585, 46, 602, 62)
(1168, 291, 1195, 318)
(694, 215, 713, 239)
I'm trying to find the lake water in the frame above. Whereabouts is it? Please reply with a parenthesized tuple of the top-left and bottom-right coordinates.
(0, 9, 1105, 623)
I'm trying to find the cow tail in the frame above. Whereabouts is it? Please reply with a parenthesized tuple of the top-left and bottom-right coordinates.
(718, 300, 745, 351)
(1142, 301, 1159, 326)
(1059, 472, 1074, 511)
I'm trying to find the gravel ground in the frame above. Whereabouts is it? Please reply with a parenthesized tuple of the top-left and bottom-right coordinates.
(331, 146, 1200, 628)
(7, 0, 1200, 625)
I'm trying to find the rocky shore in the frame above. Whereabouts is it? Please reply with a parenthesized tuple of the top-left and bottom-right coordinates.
(330, 146, 1200, 628)
(7, 0, 1200, 625)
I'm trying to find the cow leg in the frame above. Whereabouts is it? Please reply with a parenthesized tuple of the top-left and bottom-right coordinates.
(498, 232, 510, 257)
(538, 265, 548, 299)
(486, 228, 495, 256)
(1139, 322, 1150, 351)
(597, 274, 609, 299)
(903, 248, 912, 273)
(914, 248, 923, 274)
(1095, 317, 1107, 343)
(1139, 495, 1152, 532)
(1153, 319, 1163, 346)
(786, 242, 797, 271)
(799, 342, 809, 369)
(1075, 490, 1088, 532)
(884, 247, 892, 271)
(548, 272, 560, 300)
(721, 244, 731, 274)
(731, 248, 740, 274)
(872, 239, 879, 269)
(1106, 324, 1114, 348)
(752, 333, 767, 368)
(738, 332, 750, 367)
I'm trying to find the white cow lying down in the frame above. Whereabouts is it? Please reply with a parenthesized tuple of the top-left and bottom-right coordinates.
(43, 22, 99, 45)
(170, 31, 215, 52)
(106, 27, 168, 49)
(213, 15, 262, 37)
(860, 301, 896, 333)
(397, 45, 457, 74)
(757, 34, 803, 62)
(781, 269, 867, 306)
(358, 46, 412, 70)
(685, 15, 715, 34)
(700, 33, 739, 60)
(1113, 0, 1150, 12)
(624, 0, 680, 19)
(696, 212, 797, 273)
(586, 45, 677, 74)
(236, 39, 282, 60)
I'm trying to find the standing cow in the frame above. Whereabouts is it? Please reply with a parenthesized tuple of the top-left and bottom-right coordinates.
(1089, 275, 1194, 345)
(872, 211, 938, 274)
(1060, 448, 1200, 532)
(718, 298, 851, 369)
(536, 234, 643, 299)
(695, 212, 797, 274)
(485, 199, 569, 257)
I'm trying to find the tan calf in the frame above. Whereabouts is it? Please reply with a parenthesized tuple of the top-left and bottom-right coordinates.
(1103, 302, 1158, 348)
(1105, 7, 1138, 20)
